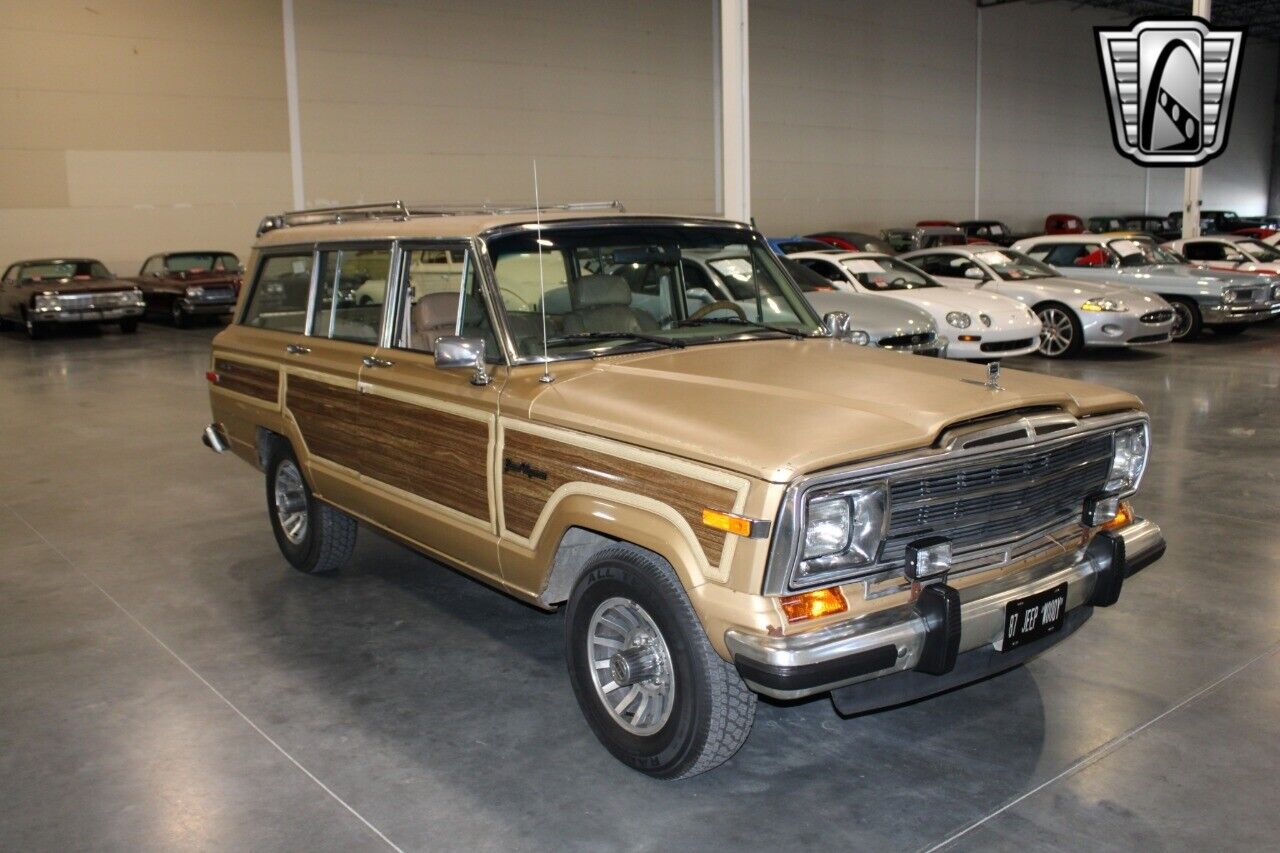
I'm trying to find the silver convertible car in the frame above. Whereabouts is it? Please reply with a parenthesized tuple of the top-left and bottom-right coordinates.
(903, 246, 1175, 358)
(1011, 234, 1280, 341)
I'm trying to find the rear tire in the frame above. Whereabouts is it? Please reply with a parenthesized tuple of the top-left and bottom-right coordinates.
(565, 545, 756, 779)
(1034, 303, 1084, 358)
(1167, 297, 1202, 342)
(264, 440, 356, 574)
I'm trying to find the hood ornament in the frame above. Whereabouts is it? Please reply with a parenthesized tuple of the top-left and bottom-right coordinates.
(985, 361, 1003, 391)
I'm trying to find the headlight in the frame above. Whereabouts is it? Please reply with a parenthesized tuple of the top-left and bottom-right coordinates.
(946, 311, 972, 328)
(978, 313, 992, 327)
(1271, 283, 1280, 301)
(1107, 424, 1149, 495)
(186, 285, 204, 297)
(1222, 288, 1239, 303)
(794, 485, 888, 587)
(33, 293, 59, 310)
(1081, 298, 1126, 312)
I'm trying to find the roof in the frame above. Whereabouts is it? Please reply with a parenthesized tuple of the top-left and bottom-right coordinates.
(253, 206, 742, 247)
(9, 257, 105, 266)
(162, 249, 239, 256)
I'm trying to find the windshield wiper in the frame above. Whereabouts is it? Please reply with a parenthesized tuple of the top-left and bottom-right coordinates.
(675, 316, 810, 339)
(544, 331, 686, 349)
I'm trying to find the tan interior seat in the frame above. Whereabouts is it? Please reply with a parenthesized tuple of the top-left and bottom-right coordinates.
(562, 274, 658, 335)
(410, 291, 460, 351)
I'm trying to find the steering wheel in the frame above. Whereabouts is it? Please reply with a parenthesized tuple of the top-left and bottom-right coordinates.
(686, 300, 748, 321)
(889, 277, 909, 288)
(501, 288, 536, 312)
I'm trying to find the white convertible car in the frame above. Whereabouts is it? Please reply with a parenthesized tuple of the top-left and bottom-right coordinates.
(789, 251, 1042, 359)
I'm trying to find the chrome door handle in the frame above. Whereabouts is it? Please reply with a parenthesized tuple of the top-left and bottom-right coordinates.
(362, 355, 394, 368)
(285, 344, 311, 355)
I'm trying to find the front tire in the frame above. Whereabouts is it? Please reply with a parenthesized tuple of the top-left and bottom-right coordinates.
(565, 546, 756, 779)
(171, 301, 189, 328)
(265, 441, 357, 574)
(23, 311, 45, 340)
(1034, 303, 1084, 358)
(1167, 297, 1202, 342)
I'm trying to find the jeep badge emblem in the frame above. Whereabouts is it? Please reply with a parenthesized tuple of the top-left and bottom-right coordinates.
(1095, 17, 1245, 167)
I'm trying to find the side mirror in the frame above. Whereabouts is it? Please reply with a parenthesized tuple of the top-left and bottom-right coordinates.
(963, 266, 986, 281)
(434, 336, 491, 386)
(824, 312, 869, 345)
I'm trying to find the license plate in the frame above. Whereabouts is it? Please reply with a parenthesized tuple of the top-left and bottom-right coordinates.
(1001, 583, 1067, 651)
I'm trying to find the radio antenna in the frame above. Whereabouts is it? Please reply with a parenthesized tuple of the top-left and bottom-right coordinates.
(534, 160, 554, 384)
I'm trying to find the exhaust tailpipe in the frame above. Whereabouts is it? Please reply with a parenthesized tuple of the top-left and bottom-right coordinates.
(202, 423, 229, 454)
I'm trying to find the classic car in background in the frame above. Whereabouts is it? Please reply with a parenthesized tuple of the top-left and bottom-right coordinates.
(1163, 234, 1280, 277)
(789, 250, 1041, 359)
(903, 245, 1175, 357)
(806, 231, 896, 254)
(124, 250, 242, 327)
(1086, 215, 1179, 241)
(1013, 234, 1280, 341)
(1044, 213, 1086, 234)
(958, 220, 1017, 246)
(781, 256, 944, 356)
(881, 225, 968, 254)
(1167, 209, 1266, 235)
(766, 236, 834, 255)
(0, 258, 144, 339)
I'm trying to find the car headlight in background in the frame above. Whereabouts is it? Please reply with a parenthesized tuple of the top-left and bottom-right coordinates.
(946, 311, 972, 328)
(1081, 298, 1126, 312)
(186, 285, 204, 298)
(1271, 283, 1280, 301)
(1222, 288, 1239, 303)
(33, 293, 59, 311)
(795, 484, 888, 587)
(1107, 424, 1149, 495)
(978, 313, 992, 327)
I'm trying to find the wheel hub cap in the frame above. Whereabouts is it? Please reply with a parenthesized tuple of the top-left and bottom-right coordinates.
(273, 460, 308, 545)
(587, 597, 675, 736)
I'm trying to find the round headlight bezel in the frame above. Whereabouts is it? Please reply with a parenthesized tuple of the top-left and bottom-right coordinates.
(946, 311, 972, 329)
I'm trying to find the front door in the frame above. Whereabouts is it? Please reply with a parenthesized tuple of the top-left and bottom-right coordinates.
(355, 242, 505, 584)
(282, 244, 392, 515)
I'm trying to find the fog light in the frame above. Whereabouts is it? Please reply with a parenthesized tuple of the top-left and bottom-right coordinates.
(779, 587, 848, 623)
(1083, 493, 1120, 527)
(1102, 324, 1123, 336)
(904, 536, 952, 581)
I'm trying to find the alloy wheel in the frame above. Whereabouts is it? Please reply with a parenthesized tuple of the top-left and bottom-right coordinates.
(1170, 301, 1194, 340)
(273, 459, 309, 545)
(1037, 307, 1074, 357)
(587, 596, 675, 736)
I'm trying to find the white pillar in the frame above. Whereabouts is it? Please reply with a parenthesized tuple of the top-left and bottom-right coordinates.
(711, 0, 723, 216)
(719, 0, 750, 223)
(282, 0, 305, 210)
(974, 6, 982, 219)
(1181, 0, 1212, 239)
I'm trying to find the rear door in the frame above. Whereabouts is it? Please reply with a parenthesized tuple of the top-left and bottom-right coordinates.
(281, 243, 393, 514)
(355, 242, 505, 584)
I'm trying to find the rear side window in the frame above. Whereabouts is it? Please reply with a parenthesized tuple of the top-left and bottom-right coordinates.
(241, 253, 314, 333)
(1181, 241, 1227, 262)
(312, 247, 391, 344)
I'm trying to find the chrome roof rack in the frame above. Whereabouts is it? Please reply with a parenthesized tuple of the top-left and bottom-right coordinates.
(256, 200, 625, 236)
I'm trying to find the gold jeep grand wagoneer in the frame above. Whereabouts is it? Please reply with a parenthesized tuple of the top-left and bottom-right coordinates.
(203, 202, 1165, 779)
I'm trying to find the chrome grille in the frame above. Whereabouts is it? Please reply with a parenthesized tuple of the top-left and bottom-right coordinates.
(878, 332, 936, 348)
(1229, 287, 1259, 304)
(193, 286, 236, 303)
(879, 432, 1113, 564)
(57, 291, 134, 309)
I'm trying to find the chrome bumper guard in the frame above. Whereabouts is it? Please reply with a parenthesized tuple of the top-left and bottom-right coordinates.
(35, 306, 143, 323)
(726, 518, 1164, 702)
(1202, 303, 1280, 324)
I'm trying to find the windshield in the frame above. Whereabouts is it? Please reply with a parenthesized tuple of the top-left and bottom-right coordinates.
(1235, 239, 1280, 262)
(167, 252, 240, 273)
(1106, 239, 1181, 266)
(485, 224, 821, 359)
(974, 249, 1058, 280)
(18, 260, 111, 281)
(841, 257, 940, 291)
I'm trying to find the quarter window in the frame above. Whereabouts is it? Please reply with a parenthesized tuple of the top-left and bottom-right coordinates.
(312, 247, 391, 344)
(241, 253, 314, 333)
(1181, 241, 1227, 262)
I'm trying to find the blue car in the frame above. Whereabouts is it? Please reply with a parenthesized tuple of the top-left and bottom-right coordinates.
(767, 235, 834, 256)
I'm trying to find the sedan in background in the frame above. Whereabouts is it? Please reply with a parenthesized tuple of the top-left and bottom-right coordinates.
(780, 256, 944, 356)
(1044, 213, 1085, 234)
(766, 236, 834, 255)
(806, 231, 896, 254)
(1164, 234, 1280, 277)
(1012, 234, 1280, 341)
(1087, 215, 1179, 241)
(124, 250, 242, 327)
(903, 245, 1175, 358)
(958, 220, 1017, 246)
(790, 250, 1041, 360)
(881, 225, 968, 254)
(0, 258, 144, 339)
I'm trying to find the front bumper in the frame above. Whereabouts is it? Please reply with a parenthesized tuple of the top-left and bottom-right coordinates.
(1081, 310, 1174, 348)
(1201, 301, 1280, 325)
(178, 298, 236, 316)
(32, 305, 144, 323)
(942, 332, 1040, 359)
(726, 518, 1164, 702)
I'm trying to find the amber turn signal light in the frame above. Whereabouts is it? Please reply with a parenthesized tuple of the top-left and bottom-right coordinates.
(702, 509, 769, 538)
(780, 587, 848, 623)
(1100, 501, 1133, 531)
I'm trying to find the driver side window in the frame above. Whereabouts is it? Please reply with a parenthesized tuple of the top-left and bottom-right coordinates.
(396, 245, 497, 358)
(1182, 241, 1227, 262)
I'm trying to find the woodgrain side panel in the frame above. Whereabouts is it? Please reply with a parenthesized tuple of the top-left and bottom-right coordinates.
(501, 430, 736, 563)
(286, 376, 362, 470)
(214, 358, 277, 403)
(360, 393, 491, 522)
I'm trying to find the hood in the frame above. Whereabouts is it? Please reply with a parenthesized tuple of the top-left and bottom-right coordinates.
(21, 277, 137, 295)
(1125, 263, 1265, 290)
(514, 339, 1140, 482)
(1008, 274, 1157, 308)
(804, 291, 937, 339)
